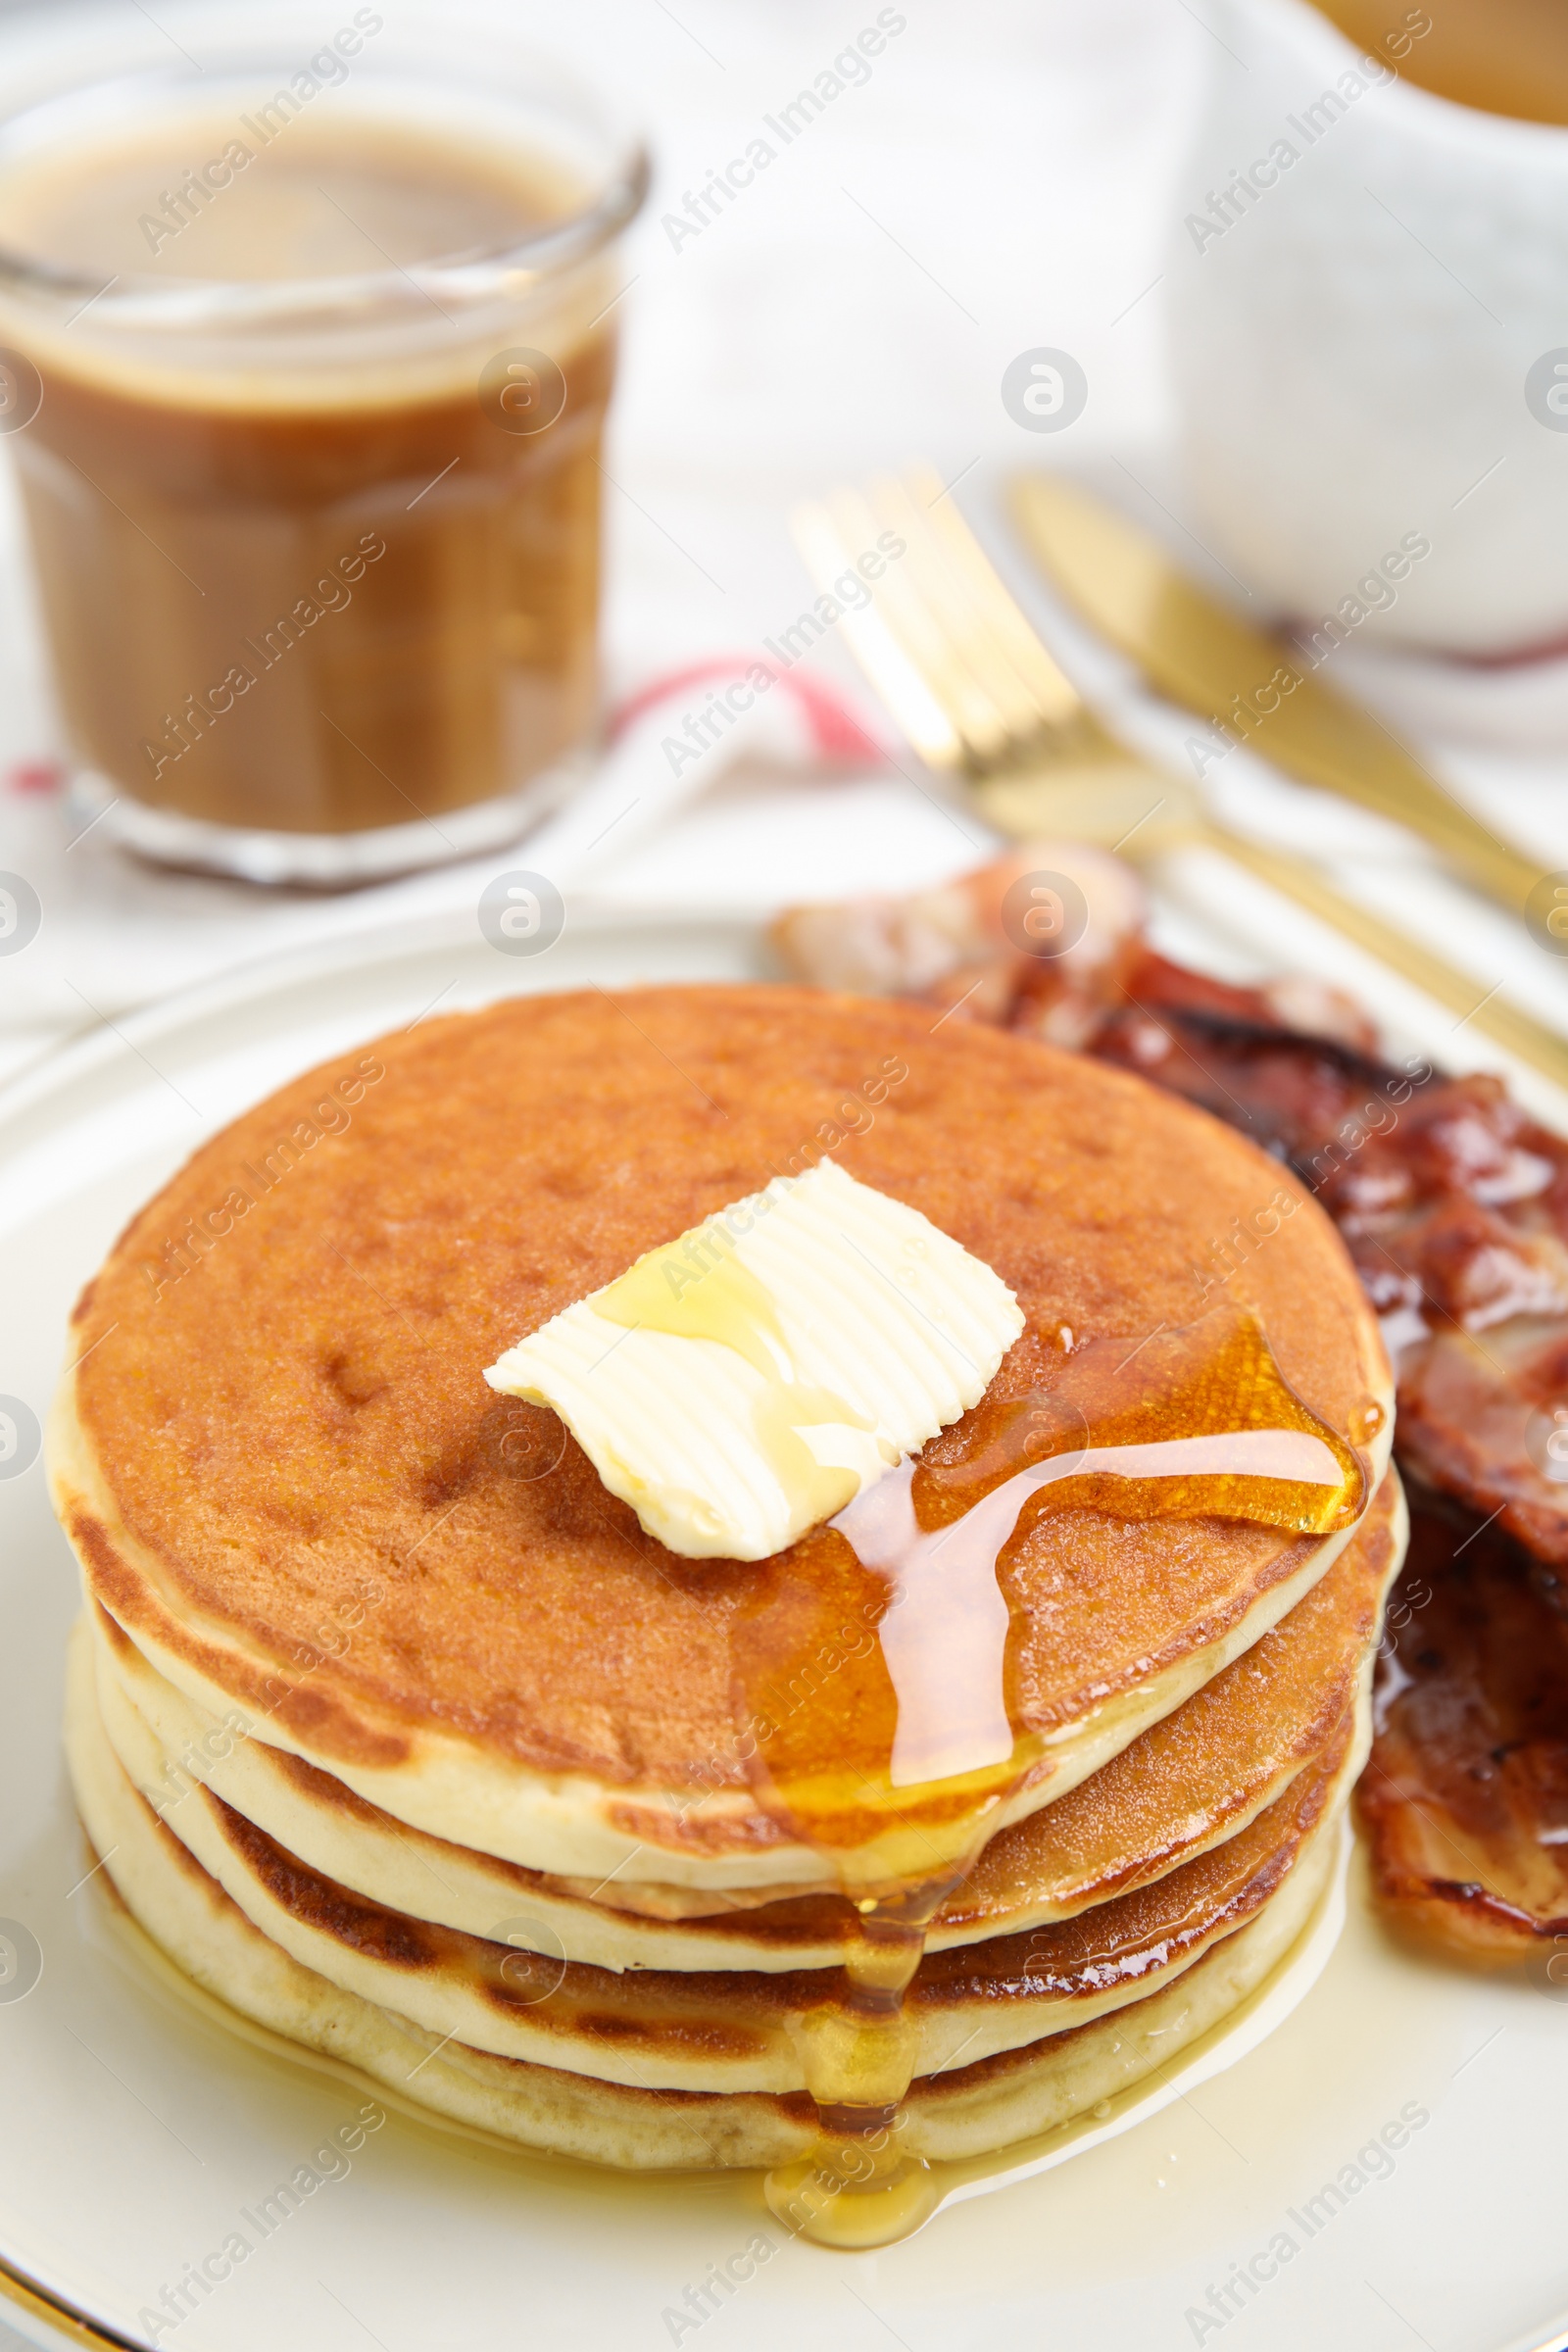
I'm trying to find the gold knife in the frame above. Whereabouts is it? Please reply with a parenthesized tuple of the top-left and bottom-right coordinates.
(1009, 472, 1545, 916)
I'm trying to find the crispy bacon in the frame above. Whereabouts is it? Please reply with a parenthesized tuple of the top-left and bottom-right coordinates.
(1358, 1483, 1568, 1964)
(769, 839, 1148, 1041)
(773, 842, 1568, 1961)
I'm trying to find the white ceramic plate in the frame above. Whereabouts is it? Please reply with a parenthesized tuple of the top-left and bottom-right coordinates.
(1, 906, 1565, 2352)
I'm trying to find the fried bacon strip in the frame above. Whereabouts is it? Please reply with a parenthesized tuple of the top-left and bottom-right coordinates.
(773, 840, 1568, 1959)
(1360, 1485, 1568, 1966)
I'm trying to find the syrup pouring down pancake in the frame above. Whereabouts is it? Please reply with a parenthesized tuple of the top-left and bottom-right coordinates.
(776, 843, 1568, 1962)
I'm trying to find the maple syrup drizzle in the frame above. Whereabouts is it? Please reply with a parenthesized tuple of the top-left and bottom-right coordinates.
(735, 1304, 1369, 2247)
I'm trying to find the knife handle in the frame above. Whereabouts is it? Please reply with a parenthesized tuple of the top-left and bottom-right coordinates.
(1204, 827, 1568, 1095)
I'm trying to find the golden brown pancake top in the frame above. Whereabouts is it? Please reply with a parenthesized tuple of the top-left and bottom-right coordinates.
(64, 986, 1385, 1802)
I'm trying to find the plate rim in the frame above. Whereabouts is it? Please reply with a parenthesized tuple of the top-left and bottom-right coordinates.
(3, 903, 1566, 2352)
(0, 2251, 147, 2352)
(0, 899, 768, 2352)
(0, 898, 769, 1135)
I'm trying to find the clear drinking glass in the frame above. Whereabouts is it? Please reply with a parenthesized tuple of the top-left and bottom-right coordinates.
(0, 2, 647, 884)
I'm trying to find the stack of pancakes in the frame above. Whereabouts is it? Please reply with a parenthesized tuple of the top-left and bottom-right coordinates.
(52, 987, 1400, 2171)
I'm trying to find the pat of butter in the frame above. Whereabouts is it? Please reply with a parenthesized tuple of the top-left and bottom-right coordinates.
(484, 1159, 1023, 1560)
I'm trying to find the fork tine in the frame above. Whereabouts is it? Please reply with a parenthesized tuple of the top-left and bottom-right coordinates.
(794, 492, 1008, 771)
(862, 473, 1050, 755)
(794, 464, 1115, 784)
(903, 465, 1087, 731)
(820, 481, 1015, 769)
(791, 496, 963, 769)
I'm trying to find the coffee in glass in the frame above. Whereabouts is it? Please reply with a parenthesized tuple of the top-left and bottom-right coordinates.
(0, 5, 647, 882)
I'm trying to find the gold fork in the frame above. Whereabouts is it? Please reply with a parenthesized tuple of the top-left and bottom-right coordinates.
(791, 465, 1568, 1094)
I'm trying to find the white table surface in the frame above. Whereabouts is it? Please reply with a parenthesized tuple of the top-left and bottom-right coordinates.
(0, 0, 1561, 1067)
(0, 12, 1563, 2348)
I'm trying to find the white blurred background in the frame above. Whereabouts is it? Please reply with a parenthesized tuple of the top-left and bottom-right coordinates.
(0, 0, 1561, 1095)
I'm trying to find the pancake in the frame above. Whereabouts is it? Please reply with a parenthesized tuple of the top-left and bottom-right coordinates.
(68, 1615, 1361, 2094)
(51, 986, 1392, 1891)
(66, 1618, 1348, 2155)
(88, 1466, 1403, 1970)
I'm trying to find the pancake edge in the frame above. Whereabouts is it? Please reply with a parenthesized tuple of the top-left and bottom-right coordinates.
(88, 1469, 1404, 1968)
(52, 1358, 1393, 1889)
(67, 1616, 1366, 2097)
(66, 1684, 1347, 2170)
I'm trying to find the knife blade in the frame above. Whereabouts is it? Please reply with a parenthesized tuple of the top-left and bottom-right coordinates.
(1009, 472, 1544, 916)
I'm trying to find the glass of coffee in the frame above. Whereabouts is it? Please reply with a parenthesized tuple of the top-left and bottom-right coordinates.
(0, 4, 647, 884)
